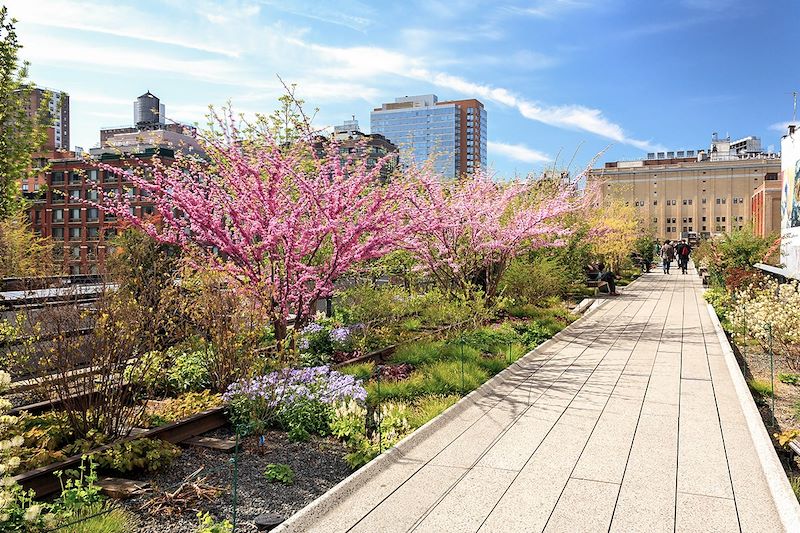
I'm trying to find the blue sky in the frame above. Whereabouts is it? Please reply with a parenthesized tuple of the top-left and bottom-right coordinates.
(6, 0, 799, 177)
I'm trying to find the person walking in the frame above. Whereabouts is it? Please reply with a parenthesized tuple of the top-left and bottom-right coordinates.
(676, 239, 692, 274)
(660, 240, 675, 274)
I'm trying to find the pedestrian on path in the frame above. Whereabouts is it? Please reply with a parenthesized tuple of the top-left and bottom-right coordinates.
(675, 239, 692, 274)
(660, 240, 675, 274)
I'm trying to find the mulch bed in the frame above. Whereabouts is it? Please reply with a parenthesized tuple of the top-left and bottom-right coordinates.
(123, 428, 351, 532)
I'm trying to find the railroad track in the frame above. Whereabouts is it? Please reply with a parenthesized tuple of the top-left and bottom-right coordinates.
(12, 407, 228, 498)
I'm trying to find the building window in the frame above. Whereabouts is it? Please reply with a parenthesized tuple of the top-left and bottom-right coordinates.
(702, 226, 707, 231)
(87, 208, 99, 222)
(143, 205, 155, 216)
(87, 189, 98, 201)
(682, 199, 687, 205)
(683, 218, 687, 223)
(653, 217, 658, 223)
(70, 265, 82, 275)
(87, 227, 100, 241)
(69, 172, 81, 185)
(52, 172, 64, 185)
(88, 169, 98, 182)
(69, 227, 81, 241)
(688, 217, 693, 223)
(70, 246, 81, 259)
(52, 227, 64, 241)
(702, 216, 706, 222)
(69, 208, 81, 221)
(716, 217, 721, 222)
(69, 189, 81, 202)
(52, 190, 64, 204)
(52, 209, 64, 223)
(653, 200, 658, 206)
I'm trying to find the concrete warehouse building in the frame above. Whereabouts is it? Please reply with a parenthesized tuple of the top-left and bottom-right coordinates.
(591, 133, 782, 241)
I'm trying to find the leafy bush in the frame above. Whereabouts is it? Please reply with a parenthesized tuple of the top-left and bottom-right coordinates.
(730, 279, 800, 370)
(197, 512, 233, 533)
(89, 438, 181, 473)
(514, 321, 555, 348)
(500, 256, 572, 304)
(779, 373, 800, 386)
(264, 463, 295, 484)
(408, 395, 459, 429)
(168, 347, 211, 393)
(704, 287, 731, 322)
(462, 324, 521, 354)
(338, 361, 375, 381)
(391, 341, 445, 367)
(145, 391, 223, 427)
(747, 378, 773, 399)
(224, 366, 366, 436)
(330, 401, 411, 469)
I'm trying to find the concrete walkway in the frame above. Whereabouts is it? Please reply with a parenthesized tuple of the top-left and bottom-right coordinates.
(278, 268, 800, 532)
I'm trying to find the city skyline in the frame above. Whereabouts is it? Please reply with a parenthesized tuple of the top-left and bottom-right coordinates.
(5, 0, 799, 178)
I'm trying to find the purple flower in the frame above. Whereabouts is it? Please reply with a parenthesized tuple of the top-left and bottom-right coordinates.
(302, 323, 324, 335)
(330, 327, 350, 343)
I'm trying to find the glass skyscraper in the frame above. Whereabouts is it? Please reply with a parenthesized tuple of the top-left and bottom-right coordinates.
(370, 94, 486, 179)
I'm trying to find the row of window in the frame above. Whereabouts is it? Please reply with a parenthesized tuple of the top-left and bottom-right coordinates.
(51, 227, 117, 242)
(635, 197, 747, 207)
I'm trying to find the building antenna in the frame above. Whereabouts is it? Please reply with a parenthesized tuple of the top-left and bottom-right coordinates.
(793, 91, 798, 123)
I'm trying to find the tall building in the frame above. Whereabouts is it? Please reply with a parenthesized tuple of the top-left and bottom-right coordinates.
(100, 91, 196, 145)
(591, 133, 781, 241)
(27, 87, 70, 151)
(370, 94, 486, 178)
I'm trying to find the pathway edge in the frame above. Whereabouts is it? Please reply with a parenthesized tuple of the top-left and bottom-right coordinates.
(705, 302, 800, 532)
(273, 297, 613, 532)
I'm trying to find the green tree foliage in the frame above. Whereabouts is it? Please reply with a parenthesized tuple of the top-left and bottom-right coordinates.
(0, 211, 56, 277)
(0, 7, 51, 217)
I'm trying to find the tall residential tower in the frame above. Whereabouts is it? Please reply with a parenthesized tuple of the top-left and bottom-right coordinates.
(370, 94, 486, 178)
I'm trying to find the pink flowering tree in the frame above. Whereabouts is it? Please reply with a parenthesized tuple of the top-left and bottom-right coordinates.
(90, 111, 414, 344)
(403, 169, 591, 303)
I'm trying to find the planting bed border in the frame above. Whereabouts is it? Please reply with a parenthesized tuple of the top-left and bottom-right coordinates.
(704, 300, 800, 531)
(12, 407, 227, 498)
(271, 295, 613, 532)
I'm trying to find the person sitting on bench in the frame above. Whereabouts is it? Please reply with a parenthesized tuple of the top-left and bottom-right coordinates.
(586, 262, 619, 296)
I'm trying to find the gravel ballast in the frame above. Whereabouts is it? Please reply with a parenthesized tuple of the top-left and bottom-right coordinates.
(124, 428, 351, 532)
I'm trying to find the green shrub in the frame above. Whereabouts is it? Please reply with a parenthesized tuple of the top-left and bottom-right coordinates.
(462, 324, 521, 354)
(408, 395, 459, 428)
(279, 397, 332, 442)
(704, 287, 731, 321)
(89, 438, 181, 473)
(197, 512, 233, 533)
(145, 391, 223, 427)
(514, 322, 554, 348)
(500, 256, 571, 304)
(343, 402, 410, 469)
(56, 502, 135, 533)
(338, 361, 375, 382)
(167, 348, 211, 392)
(790, 476, 800, 503)
(747, 378, 773, 399)
(264, 463, 295, 484)
(367, 372, 425, 402)
(391, 341, 444, 367)
(421, 360, 489, 395)
(780, 373, 800, 386)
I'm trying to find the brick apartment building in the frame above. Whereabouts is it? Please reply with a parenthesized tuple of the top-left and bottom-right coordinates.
(30, 149, 173, 275)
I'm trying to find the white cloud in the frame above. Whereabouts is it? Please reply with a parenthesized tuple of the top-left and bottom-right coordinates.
(769, 121, 797, 133)
(489, 141, 551, 163)
(5, 0, 244, 57)
(505, 0, 590, 18)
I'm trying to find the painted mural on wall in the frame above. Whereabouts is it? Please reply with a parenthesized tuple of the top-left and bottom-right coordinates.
(781, 127, 800, 273)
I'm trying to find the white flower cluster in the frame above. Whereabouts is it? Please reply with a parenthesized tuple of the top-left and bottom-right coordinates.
(730, 279, 800, 369)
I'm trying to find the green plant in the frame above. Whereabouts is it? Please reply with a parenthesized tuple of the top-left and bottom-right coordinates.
(55, 501, 135, 533)
(500, 255, 572, 304)
(343, 402, 410, 469)
(747, 378, 774, 399)
(774, 429, 800, 448)
(196, 511, 233, 533)
(704, 287, 731, 322)
(90, 438, 181, 473)
(168, 348, 211, 392)
(514, 321, 555, 348)
(338, 361, 375, 382)
(145, 391, 223, 427)
(780, 373, 800, 386)
(790, 476, 800, 503)
(421, 360, 489, 395)
(391, 341, 445, 367)
(264, 463, 295, 484)
(408, 395, 459, 429)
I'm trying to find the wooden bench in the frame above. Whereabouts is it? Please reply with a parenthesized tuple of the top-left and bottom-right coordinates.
(586, 279, 609, 294)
